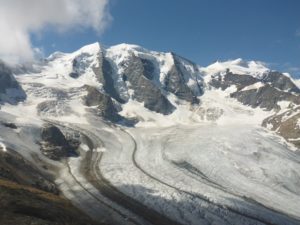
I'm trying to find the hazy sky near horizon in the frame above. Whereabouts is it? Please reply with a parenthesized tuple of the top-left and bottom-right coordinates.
(1, 0, 300, 77)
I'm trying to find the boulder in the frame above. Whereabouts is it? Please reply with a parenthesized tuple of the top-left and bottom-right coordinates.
(40, 125, 78, 161)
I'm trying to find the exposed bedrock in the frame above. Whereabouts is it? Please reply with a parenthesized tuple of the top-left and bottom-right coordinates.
(210, 71, 300, 110)
(40, 124, 79, 161)
(0, 60, 26, 104)
(261, 71, 300, 93)
(83, 85, 123, 122)
(123, 55, 176, 115)
(164, 53, 203, 104)
(93, 53, 125, 103)
(262, 106, 300, 149)
(230, 84, 300, 111)
(209, 71, 258, 91)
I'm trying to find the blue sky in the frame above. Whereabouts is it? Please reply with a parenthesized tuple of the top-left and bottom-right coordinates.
(32, 0, 300, 77)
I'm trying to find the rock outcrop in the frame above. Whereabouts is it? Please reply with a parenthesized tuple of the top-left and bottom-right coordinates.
(230, 84, 300, 111)
(262, 106, 300, 148)
(123, 55, 175, 115)
(93, 53, 125, 103)
(0, 61, 26, 104)
(210, 71, 258, 91)
(210, 70, 300, 110)
(164, 54, 202, 104)
(261, 72, 300, 93)
(40, 125, 79, 160)
(209, 69, 300, 149)
(83, 85, 122, 122)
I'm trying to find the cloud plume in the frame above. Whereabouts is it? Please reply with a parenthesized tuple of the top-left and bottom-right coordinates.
(0, 0, 111, 63)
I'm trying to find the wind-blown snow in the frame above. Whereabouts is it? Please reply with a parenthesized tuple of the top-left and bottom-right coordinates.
(201, 58, 270, 78)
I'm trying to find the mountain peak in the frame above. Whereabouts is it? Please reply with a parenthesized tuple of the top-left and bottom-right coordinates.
(107, 43, 151, 56)
(201, 58, 270, 78)
(74, 42, 101, 55)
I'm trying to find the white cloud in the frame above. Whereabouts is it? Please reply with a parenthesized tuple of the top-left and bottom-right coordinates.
(288, 67, 300, 73)
(0, 0, 112, 63)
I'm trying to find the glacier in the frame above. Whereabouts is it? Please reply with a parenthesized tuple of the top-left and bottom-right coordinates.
(0, 42, 299, 225)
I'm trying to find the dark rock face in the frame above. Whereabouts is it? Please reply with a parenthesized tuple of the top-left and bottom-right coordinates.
(69, 72, 80, 78)
(123, 55, 175, 115)
(68, 56, 80, 78)
(83, 85, 122, 122)
(141, 58, 155, 80)
(262, 106, 300, 149)
(0, 62, 18, 92)
(0, 122, 17, 129)
(261, 72, 300, 93)
(210, 71, 258, 91)
(230, 84, 300, 111)
(210, 71, 300, 111)
(93, 54, 125, 104)
(0, 61, 26, 104)
(40, 125, 79, 160)
(41, 125, 68, 146)
(164, 54, 202, 104)
(165, 65, 196, 102)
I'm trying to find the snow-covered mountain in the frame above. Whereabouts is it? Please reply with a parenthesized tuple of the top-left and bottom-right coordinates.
(1, 42, 300, 225)
(3, 42, 299, 143)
